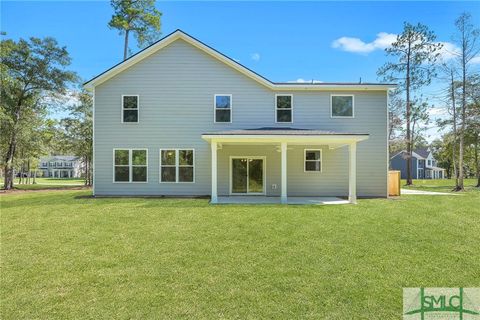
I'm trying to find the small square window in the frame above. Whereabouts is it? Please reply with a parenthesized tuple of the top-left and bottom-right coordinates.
(114, 166, 130, 182)
(162, 167, 176, 182)
(179, 167, 194, 182)
(305, 150, 322, 172)
(115, 150, 129, 166)
(132, 167, 147, 182)
(132, 150, 147, 165)
(161, 150, 176, 166)
(179, 150, 194, 166)
(331, 95, 354, 118)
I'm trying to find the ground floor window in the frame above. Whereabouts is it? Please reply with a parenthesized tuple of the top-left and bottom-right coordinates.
(160, 149, 194, 183)
(304, 149, 322, 172)
(418, 168, 424, 179)
(425, 170, 431, 179)
(114, 149, 148, 182)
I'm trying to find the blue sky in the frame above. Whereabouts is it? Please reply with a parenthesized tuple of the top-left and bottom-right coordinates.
(2, 1, 480, 140)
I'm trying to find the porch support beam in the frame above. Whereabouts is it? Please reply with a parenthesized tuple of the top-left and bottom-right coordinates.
(211, 141, 218, 204)
(281, 141, 287, 204)
(348, 142, 357, 204)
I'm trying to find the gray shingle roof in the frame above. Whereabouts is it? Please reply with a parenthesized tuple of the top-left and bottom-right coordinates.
(414, 148, 430, 158)
(203, 127, 369, 136)
(40, 155, 80, 162)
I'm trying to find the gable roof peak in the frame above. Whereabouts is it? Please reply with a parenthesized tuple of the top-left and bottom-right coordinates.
(413, 148, 431, 159)
(84, 30, 396, 91)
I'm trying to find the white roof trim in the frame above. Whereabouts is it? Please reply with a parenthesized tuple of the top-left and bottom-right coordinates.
(390, 150, 426, 160)
(84, 30, 396, 91)
(202, 134, 369, 144)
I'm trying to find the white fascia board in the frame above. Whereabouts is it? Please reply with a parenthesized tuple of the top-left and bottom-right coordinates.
(274, 84, 395, 91)
(201, 134, 369, 144)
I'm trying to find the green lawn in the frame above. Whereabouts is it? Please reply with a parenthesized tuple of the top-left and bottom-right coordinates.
(1, 189, 479, 319)
(401, 178, 479, 193)
(1, 177, 87, 190)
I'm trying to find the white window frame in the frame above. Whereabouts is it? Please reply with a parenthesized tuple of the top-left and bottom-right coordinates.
(159, 149, 195, 183)
(330, 94, 355, 118)
(275, 94, 293, 123)
(214, 94, 232, 123)
(304, 149, 323, 173)
(121, 95, 139, 123)
(112, 148, 148, 183)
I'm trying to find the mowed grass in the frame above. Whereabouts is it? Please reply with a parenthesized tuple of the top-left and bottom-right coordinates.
(1, 189, 479, 319)
(401, 178, 479, 192)
(1, 178, 87, 190)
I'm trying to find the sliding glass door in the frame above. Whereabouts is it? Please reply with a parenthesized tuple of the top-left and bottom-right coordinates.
(231, 157, 265, 194)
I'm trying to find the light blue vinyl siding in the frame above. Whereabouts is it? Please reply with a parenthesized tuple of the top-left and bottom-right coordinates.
(94, 39, 388, 197)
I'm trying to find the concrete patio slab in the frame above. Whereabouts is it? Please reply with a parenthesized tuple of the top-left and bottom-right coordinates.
(401, 189, 459, 195)
(216, 196, 350, 205)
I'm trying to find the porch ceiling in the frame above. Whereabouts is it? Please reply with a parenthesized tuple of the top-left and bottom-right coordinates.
(202, 127, 369, 145)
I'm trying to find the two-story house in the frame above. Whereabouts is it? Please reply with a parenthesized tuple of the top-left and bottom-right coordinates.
(39, 155, 83, 178)
(390, 148, 446, 179)
(84, 30, 395, 204)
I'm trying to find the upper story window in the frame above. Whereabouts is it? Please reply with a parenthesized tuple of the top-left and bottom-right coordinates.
(114, 149, 147, 182)
(214, 94, 232, 123)
(122, 95, 139, 123)
(276, 94, 292, 123)
(160, 149, 195, 183)
(331, 95, 354, 118)
(428, 160, 431, 166)
(304, 149, 322, 172)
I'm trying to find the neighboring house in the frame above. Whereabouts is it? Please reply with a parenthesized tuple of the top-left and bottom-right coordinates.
(39, 156, 83, 178)
(84, 30, 395, 203)
(390, 148, 446, 179)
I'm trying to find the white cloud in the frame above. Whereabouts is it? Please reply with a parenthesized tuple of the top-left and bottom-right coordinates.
(436, 42, 480, 64)
(332, 33, 480, 65)
(437, 42, 460, 62)
(428, 107, 448, 117)
(331, 32, 397, 54)
(251, 53, 260, 62)
(470, 55, 480, 64)
(289, 78, 323, 83)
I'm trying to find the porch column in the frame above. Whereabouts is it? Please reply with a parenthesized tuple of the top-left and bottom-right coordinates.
(211, 141, 218, 204)
(281, 142, 287, 204)
(348, 142, 357, 204)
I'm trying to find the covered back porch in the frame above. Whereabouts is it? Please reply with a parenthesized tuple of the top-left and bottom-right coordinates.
(202, 128, 369, 204)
